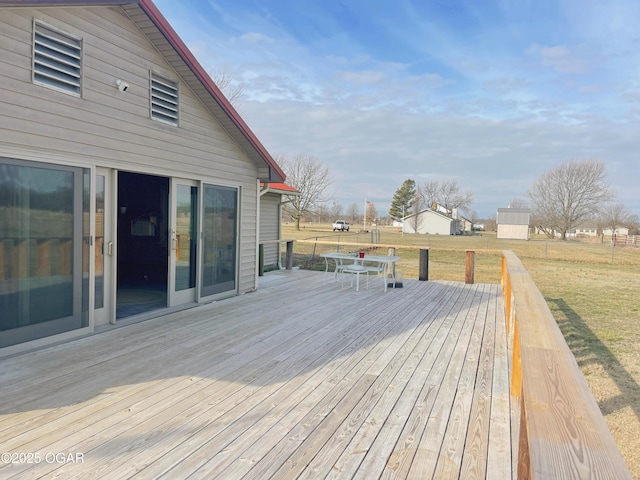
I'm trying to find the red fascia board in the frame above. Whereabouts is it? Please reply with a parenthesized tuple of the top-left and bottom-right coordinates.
(261, 182, 299, 194)
(138, 0, 286, 182)
(0, 1, 128, 5)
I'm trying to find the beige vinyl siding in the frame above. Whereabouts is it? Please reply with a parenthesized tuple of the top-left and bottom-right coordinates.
(260, 194, 281, 269)
(238, 186, 258, 292)
(0, 5, 261, 293)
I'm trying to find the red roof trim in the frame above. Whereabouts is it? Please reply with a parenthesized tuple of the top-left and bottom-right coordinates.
(137, 0, 286, 182)
(260, 182, 299, 194)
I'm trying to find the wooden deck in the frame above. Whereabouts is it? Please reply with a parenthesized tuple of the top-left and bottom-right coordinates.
(0, 270, 512, 480)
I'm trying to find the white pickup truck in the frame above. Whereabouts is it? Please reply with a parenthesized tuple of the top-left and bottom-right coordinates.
(332, 220, 350, 231)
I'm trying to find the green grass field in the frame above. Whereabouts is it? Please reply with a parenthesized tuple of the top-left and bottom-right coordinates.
(281, 223, 640, 477)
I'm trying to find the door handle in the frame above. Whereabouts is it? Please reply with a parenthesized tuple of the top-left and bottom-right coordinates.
(107, 241, 113, 256)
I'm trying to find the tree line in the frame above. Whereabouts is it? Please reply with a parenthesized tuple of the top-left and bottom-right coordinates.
(273, 153, 638, 237)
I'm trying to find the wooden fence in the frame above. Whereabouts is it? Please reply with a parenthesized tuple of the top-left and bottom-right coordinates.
(614, 234, 640, 247)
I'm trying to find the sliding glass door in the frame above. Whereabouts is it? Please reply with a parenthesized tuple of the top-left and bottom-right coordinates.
(169, 179, 198, 306)
(0, 158, 89, 348)
(201, 184, 238, 298)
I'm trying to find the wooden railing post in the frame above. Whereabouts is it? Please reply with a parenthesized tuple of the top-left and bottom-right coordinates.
(465, 250, 475, 284)
(285, 240, 294, 270)
(419, 248, 429, 281)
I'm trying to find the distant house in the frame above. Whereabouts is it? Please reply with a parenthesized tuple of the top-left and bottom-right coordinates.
(0, 0, 286, 356)
(458, 215, 474, 233)
(259, 182, 299, 271)
(572, 225, 630, 239)
(497, 208, 531, 240)
(403, 208, 461, 235)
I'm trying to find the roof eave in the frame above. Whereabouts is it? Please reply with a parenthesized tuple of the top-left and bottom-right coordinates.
(137, 0, 285, 182)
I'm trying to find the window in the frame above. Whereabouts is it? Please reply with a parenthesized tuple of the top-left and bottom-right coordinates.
(33, 20, 82, 96)
(150, 73, 179, 125)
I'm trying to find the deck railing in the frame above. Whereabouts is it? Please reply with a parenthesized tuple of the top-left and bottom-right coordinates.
(267, 240, 631, 477)
(501, 250, 631, 479)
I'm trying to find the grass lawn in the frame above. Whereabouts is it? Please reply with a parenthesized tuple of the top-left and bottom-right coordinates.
(280, 223, 640, 478)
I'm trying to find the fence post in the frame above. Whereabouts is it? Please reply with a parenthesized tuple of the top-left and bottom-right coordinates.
(258, 244, 264, 276)
(285, 240, 294, 270)
(419, 248, 429, 281)
(465, 250, 475, 284)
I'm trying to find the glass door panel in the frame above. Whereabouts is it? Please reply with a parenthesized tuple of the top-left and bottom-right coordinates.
(201, 184, 237, 298)
(0, 158, 89, 348)
(94, 168, 115, 325)
(169, 179, 198, 306)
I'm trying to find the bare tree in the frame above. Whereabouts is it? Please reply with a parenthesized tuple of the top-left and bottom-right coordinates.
(419, 180, 440, 210)
(330, 201, 344, 221)
(599, 203, 638, 243)
(278, 154, 333, 230)
(365, 201, 378, 226)
(508, 198, 530, 209)
(346, 203, 359, 224)
(418, 179, 473, 214)
(209, 68, 243, 107)
(409, 196, 422, 232)
(528, 159, 613, 240)
(439, 179, 473, 214)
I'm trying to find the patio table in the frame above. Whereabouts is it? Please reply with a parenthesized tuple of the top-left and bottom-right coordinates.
(319, 252, 400, 292)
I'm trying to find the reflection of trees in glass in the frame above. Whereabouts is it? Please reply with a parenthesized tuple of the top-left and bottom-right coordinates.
(0, 164, 73, 213)
(0, 165, 74, 239)
(0, 163, 78, 334)
(202, 185, 237, 295)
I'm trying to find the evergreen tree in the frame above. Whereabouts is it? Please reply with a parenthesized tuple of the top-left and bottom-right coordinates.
(389, 179, 416, 219)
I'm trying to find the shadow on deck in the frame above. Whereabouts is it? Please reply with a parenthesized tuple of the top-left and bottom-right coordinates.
(0, 270, 511, 479)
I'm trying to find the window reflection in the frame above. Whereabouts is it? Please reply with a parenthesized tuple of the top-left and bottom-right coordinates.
(95, 175, 105, 308)
(201, 185, 237, 297)
(175, 185, 197, 291)
(0, 159, 88, 348)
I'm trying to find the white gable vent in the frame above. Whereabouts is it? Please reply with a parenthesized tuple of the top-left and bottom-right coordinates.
(33, 21, 82, 96)
(151, 73, 179, 125)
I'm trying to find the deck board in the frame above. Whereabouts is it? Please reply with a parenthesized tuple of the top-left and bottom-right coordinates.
(0, 270, 511, 479)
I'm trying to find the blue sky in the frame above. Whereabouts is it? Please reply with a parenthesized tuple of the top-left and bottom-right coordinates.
(155, 0, 640, 218)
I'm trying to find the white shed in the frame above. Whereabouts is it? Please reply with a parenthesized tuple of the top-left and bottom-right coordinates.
(496, 208, 531, 240)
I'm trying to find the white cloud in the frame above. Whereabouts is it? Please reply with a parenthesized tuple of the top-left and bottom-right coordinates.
(241, 100, 640, 217)
(237, 32, 275, 44)
(527, 44, 590, 74)
(337, 70, 386, 85)
(154, 0, 640, 218)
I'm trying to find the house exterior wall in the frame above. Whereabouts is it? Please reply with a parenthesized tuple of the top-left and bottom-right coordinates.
(0, 5, 260, 292)
(0, 4, 273, 355)
(404, 210, 456, 235)
(259, 193, 281, 270)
